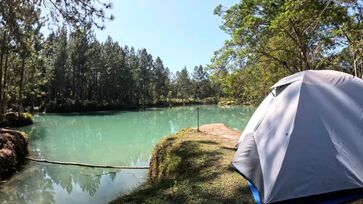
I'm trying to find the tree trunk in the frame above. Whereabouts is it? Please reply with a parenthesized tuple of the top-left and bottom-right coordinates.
(72, 65, 76, 99)
(18, 57, 25, 113)
(2, 53, 8, 115)
(30, 64, 35, 110)
(0, 32, 6, 118)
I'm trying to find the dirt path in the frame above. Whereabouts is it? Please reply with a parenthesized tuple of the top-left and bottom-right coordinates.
(199, 123, 240, 141)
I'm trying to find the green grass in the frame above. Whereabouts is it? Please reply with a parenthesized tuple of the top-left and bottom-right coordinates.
(112, 128, 253, 204)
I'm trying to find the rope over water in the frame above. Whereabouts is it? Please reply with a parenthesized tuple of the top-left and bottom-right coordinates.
(26, 157, 150, 169)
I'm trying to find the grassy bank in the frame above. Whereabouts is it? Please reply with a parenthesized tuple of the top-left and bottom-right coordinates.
(112, 124, 253, 204)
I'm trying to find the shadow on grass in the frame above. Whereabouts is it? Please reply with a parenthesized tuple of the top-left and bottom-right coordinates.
(220, 146, 237, 151)
(172, 140, 222, 183)
(195, 140, 219, 145)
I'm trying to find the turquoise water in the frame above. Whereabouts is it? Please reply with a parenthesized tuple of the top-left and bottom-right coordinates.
(0, 105, 254, 204)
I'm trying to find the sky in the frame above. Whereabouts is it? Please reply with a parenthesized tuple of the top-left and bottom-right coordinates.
(95, 0, 238, 73)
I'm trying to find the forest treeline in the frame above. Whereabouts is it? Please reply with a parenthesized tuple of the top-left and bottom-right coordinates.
(0, 27, 218, 113)
(0, 0, 218, 116)
(41, 28, 218, 112)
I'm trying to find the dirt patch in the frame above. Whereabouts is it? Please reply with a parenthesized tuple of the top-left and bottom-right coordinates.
(0, 129, 28, 181)
(199, 123, 240, 141)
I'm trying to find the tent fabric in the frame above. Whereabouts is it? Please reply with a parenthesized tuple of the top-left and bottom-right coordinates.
(233, 70, 363, 203)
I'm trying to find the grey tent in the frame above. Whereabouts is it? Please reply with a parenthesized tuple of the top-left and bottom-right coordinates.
(233, 70, 363, 203)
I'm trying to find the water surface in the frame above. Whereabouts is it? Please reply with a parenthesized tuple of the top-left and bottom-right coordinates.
(0, 105, 254, 204)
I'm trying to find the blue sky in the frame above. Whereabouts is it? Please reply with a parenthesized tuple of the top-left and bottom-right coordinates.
(95, 0, 238, 73)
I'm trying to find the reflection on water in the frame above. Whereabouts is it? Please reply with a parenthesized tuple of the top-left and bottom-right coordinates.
(0, 164, 146, 204)
(0, 105, 254, 204)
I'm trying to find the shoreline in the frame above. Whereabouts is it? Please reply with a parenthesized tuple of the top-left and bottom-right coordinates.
(30, 101, 218, 114)
(38, 98, 220, 114)
(31, 103, 247, 116)
(23, 97, 251, 114)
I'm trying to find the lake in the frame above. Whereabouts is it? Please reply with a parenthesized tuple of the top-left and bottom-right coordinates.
(0, 105, 254, 204)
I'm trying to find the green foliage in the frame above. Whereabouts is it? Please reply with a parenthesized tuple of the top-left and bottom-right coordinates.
(211, 0, 363, 105)
(152, 57, 170, 103)
(0, 0, 112, 48)
(216, 62, 289, 104)
(174, 68, 192, 102)
(191, 65, 216, 99)
(20, 112, 32, 122)
(0, 0, 113, 116)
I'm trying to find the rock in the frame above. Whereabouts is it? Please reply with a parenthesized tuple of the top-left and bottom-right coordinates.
(0, 129, 28, 181)
(2, 112, 33, 127)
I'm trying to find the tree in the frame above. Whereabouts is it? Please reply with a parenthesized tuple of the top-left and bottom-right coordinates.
(212, 0, 349, 73)
(125, 46, 138, 105)
(192, 65, 213, 99)
(69, 29, 90, 100)
(50, 26, 69, 101)
(336, 1, 363, 77)
(0, 0, 113, 47)
(174, 67, 191, 102)
(86, 36, 103, 101)
(135, 49, 153, 106)
(0, 0, 113, 117)
(211, 0, 363, 104)
(151, 57, 170, 103)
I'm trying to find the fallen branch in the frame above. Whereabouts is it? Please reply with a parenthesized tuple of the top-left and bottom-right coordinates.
(26, 157, 149, 169)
